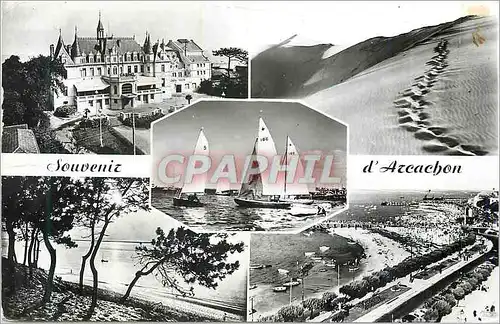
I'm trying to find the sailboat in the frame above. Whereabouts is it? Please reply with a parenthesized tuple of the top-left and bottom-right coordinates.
(215, 178, 232, 196)
(280, 136, 314, 206)
(173, 128, 209, 207)
(234, 117, 291, 209)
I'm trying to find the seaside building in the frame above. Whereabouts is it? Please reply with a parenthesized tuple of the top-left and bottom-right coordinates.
(49, 13, 211, 113)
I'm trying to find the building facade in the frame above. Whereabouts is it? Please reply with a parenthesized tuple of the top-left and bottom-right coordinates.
(50, 14, 211, 113)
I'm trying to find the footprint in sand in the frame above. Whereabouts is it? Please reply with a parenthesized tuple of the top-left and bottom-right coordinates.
(393, 39, 488, 156)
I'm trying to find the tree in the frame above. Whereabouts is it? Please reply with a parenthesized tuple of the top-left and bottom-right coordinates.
(24, 177, 80, 303)
(277, 305, 304, 322)
(2, 55, 67, 153)
(302, 298, 323, 319)
(185, 94, 193, 104)
(212, 47, 248, 78)
(298, 262, 313, 304)
(85, 177, 150, 317)
(120, 227, 244, 302)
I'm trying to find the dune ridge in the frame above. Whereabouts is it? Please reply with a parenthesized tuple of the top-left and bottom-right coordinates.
(251, 15, 477, 99)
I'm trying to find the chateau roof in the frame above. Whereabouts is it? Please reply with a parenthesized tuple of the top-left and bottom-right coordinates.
(169, 39, 204, 52)
(2, 125, 40, 153)
(75, 78, 110, 92)
(187, 54, 210, 63)
(76, 37, 143, 55)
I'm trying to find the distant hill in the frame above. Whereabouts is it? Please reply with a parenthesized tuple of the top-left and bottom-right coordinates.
(251, 15, 477, 98)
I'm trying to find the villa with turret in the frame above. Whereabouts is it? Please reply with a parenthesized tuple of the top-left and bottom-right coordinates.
(50, 14, 211, 113)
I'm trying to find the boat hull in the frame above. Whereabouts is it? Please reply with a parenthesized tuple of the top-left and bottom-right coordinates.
(173, 197, 204, 207)
(280, 198, 314, 205)
(234, 197, 291, 209)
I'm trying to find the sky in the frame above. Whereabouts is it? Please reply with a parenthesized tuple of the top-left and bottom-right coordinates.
(2, 1, 498, 62)
(152, 100, 347, 189)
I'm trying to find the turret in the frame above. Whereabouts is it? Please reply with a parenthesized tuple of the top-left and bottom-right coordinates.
(97, 11, 105, 39)
(54, 28, 65, 58)
(71, 26, 81, 59)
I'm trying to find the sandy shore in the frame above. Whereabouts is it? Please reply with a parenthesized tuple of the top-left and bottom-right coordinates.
(250, 228, 409, 321)
(332, 228, 410, 273)
(442, 266, 499, 323)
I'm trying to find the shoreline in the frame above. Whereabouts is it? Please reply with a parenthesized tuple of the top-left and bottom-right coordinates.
(249, 227, 409, 320)
(2, 258, 243, 322)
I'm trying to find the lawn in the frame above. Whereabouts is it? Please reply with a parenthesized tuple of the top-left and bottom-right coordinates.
(72, 126, 137, 154)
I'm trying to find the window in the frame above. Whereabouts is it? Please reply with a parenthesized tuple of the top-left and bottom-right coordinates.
(185, 84, 190, 90)
(161, 78, 165, 87)
(81, 69, 87, 77)
(122, 83, 132, 94)
(147, 66, 151, 72)
(107, 67, 110, 75)
(119, 56, 122, 62)
(63, 101, 68, 104)
(150, 94, 154, 99)
(128, 66, 132, 74)
(90, 68, 94, 76)
(140, 65, 144, 73)
(97, 67, 102, 75)
(113, 86, 118, 94)
(62, 58, 66, 64)
(178, 72, 182, 77)
(114, 99, 118, 104)
(120, 66, 123, 74)
(106, 57, 110, 63)
(89, 100, 93, 107)
(96, 56, 101, 63)
(105, 99, 110, 105)
(113, 66, 118, 75)
(161, 64, 165, 72)
(89, 56, 94, 63)
(63, 86, 68, 96)
(112, 56, 116, 62)
(134, 65, 138, 73)
(172, 72, 176, 77)
(137, 96, 141, 101)
(192, 83, 196, 88)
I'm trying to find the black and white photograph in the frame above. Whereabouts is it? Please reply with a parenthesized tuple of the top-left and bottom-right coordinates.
(248, 189, 498, 322)
(250, 2, 498, 156)
(1, 176, 248, 321)
(151, 100, 347, 232)
(2, 1, 248, 155)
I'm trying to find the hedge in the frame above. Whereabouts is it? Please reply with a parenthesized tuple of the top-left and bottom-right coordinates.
(119, 113, 164, 129)
(54, 105, 77, 117)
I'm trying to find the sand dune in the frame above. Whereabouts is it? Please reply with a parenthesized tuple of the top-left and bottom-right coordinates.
(251, 15, 497, 154)
(251, 16, 474, 99)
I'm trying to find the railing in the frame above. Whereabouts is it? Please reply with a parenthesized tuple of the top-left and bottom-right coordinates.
(77, 94, 110, 100)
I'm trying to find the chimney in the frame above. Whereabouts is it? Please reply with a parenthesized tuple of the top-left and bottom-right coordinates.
(50, 44, 55, 58)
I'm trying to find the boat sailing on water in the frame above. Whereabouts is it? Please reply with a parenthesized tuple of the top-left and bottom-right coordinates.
(280, 136, 314, 206)
(234, 117, 292, 209)
(173, 128, 209, 208)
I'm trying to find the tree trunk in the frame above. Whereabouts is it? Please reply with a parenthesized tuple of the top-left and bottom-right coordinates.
(120, 260, 163, 303)
(23, 224, 29, 266)
(79, 223, 95, 294)
(86, 219, 111, 318)
(227, 57, 231, 79)
(6, 225, 17, 295)
(42, 229, 56, 304)
(7, 226, 17, 264)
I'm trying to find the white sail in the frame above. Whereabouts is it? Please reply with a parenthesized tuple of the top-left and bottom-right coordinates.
(216, 178, 231, 194)
(181, 128, 209, 195)
(256, 117, 283, 196)
(283, 136, 310, 196)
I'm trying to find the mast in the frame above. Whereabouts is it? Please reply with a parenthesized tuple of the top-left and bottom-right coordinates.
(283, 135, 288, 197)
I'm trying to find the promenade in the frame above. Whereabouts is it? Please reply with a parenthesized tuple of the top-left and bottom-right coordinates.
(354, 239, 493, 322)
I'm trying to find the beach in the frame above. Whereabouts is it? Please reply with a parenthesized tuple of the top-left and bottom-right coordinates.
(248, 226, 409, 320)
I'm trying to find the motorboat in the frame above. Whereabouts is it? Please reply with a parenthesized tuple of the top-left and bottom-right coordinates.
(273, 286, 287, 292)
